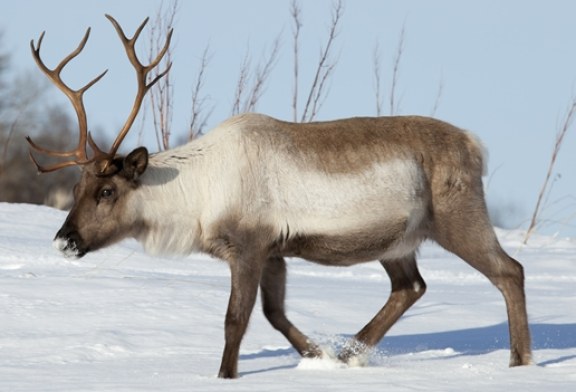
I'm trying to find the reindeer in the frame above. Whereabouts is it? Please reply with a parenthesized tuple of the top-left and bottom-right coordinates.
(27, 15, 532, 379)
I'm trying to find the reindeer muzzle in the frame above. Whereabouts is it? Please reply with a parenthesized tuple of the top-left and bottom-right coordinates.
(53, 228, 88, 259)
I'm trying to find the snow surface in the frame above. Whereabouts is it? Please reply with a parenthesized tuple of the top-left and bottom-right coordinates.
(1, 202, 575, 391)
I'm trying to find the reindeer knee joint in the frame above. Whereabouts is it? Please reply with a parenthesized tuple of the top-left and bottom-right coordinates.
(413, 280, 426, 295)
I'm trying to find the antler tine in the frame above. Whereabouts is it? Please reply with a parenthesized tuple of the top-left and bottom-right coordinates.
(27, 28, 108, 172)
(104, 14, 173, 161)
(26, 147, 84, 173)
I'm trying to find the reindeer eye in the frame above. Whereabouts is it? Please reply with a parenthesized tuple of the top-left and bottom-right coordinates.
(99, 187, 115, 200)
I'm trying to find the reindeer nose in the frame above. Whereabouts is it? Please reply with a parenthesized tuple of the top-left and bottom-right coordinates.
(53, 227, 87, 258)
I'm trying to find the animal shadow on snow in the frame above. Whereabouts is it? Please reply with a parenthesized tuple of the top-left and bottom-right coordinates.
(377, 322, 576, 366)
(240, 322, 576, 375)
(240, 347, 297, 375)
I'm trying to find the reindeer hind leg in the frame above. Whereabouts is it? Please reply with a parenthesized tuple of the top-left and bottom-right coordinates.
(339, 254, 426, 364)
(432, 191, 532, 366)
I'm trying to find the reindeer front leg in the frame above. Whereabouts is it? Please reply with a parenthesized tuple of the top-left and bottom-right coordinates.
(260, 256, 322, 358)
(218, 255, 264, 379)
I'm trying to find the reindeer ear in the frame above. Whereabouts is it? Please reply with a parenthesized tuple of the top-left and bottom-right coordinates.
(122, 147, 148, 181)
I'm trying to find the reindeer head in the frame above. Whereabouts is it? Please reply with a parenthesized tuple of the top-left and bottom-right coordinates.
(53, 147, 150, 258)
(27, 15, 171, 258)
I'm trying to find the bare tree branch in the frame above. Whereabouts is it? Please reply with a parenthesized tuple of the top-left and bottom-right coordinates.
(231, 49, 250, 116)
(430, 74, 444, 117)
(524, 96, 576, 243)
(148, 0, 178, 151)
(372, 41, 383, 116)
(231, 36, 281, 116)
(389, 22, 405, 115)
(291, 0, 302, 122)
(309, 60, 336, 121)
(300, 0, 343, 122)
(189, 44, 214, 140)
(243, 35, 281, 113)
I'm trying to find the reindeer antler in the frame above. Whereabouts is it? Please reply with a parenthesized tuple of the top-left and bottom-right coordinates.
(93, 15, 173, 175)
(26, 29, 108, 173)
(104, 14, 173, 161)
(27, 15, 173, 175)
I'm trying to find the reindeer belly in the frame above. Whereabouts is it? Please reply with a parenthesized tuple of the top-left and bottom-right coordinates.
(273, 159, 429, 265)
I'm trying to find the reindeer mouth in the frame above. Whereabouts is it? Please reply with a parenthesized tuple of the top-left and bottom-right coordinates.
(53, 235, 88, 259)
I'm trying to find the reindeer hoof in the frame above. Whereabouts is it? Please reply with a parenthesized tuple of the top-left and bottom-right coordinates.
(302, 344, 324, 359)
(509, 352, 533, 367)
(337, 340, 370, 367)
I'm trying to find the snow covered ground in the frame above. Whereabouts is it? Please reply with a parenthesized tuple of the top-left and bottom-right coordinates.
(1, 202, 575, 391)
